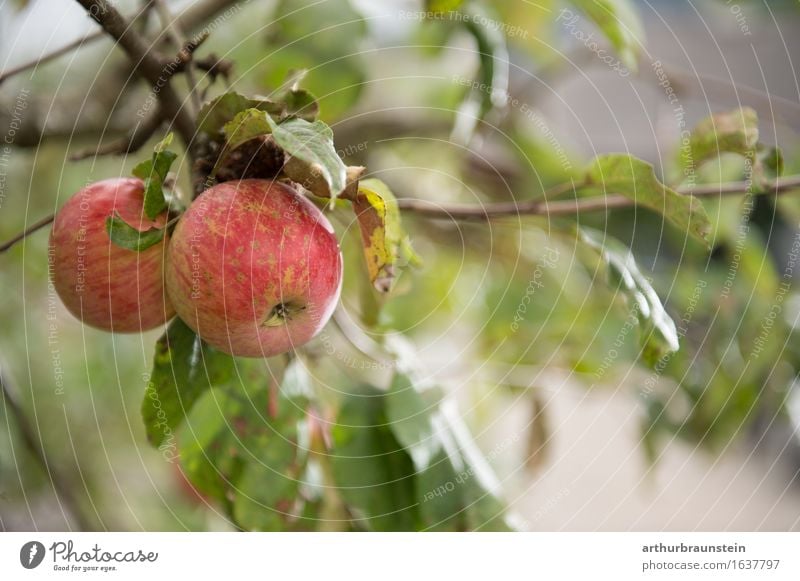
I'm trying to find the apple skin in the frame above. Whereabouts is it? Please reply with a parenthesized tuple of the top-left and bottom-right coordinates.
(49, 177, 175, 332)
(165, 179, 343, 358)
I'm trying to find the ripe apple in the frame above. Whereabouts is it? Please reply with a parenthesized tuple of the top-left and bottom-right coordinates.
(165, 179, 343, 358)
(50, 177, 175, 332)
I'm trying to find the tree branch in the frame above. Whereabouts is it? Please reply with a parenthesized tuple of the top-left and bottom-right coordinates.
(0, 215, 55, 254)
(75, 0, 195, 146)
(396, 175, 800, 221)
(0, 0, 241, 86)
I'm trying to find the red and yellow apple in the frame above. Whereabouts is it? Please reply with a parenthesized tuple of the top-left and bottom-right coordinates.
(50, 177, 175, 332)
(165, 179, 343, 358)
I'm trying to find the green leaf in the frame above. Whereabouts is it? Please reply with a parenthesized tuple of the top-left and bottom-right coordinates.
(330, 385, 417, 531)
(197, 92, 283, 137)
(437, 401, 512, 530)
(142, 318, 235, 447)
(686, 107, 759, 168)
(105, 213, 165, 252)
(585, 153, 712, 245)
(271, 72, 320, 122)
(385, 372, 443, 471)
(232, 359, 312, 531)
(222, 109, 274, 155)
(132, 133, 177, 220)
(567, 0, 643, 71)
(179, 358, 312, 529)
(178, 388, 243, 504)
(348, 178, 421, 292)
(579, 227, 680, 365)
(266, 116, 347, 199)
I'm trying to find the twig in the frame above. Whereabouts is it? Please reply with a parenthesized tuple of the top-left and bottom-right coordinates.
(69, 108, 165, 161)
(154, 0, 202, 114)
(0, 0, 242, 86)
(0, 215, 55, 254)
(0, 362, 95, 530)
(396, 175, 800, 220)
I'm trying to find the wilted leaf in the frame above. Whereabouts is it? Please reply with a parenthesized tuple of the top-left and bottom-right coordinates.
(579, 227, 680, 365)
(132, 133, 177, 220)
(567, 0, 643, 71)
(346, 178, 421, 292)
(105, 213, 164, 252)
(142, 318, 235, 447)
(686, 107, 759, 168)
(586, 153, 711, 245)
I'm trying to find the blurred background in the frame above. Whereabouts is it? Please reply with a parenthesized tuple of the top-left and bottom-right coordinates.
(1, 0, 800, 530)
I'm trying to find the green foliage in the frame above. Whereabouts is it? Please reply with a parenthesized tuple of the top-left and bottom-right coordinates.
(579, 228, 679, 366)
(264, 0, 367, 121)
(178, 357, 312, 529)
(586, 153, 712, 245)
(330, 384, 418, 531)
(567, 0, 643, 70)
(141, 318, 235, 447)
(104, 213, 165, 251)
(131, 133, 178, 220)
(266, 116, 347, 198)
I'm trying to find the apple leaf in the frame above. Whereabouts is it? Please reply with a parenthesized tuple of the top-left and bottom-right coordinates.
(346, 178, 421, 292)
(385, 371, 444, 472)
(578, 227, 680, 366)
(330, 384, 418, 531)
(567, 0, 643, 71)
(381, 339, 514, 531)
(141, 318, 235, 448)
(198, 92, 283, 138)
(105, 212, 165, 252)
(230, 358, 312, 531)
(266, 116, 347, 199)
(585, 154, 712, 246)
(271, 71, 320, 121)
(222, 109, 274, 156)
(686, 107, 759, 168)
(173, 356, 313, 529)
(132, 133, 177, 220)
(198, 89, 319, 139)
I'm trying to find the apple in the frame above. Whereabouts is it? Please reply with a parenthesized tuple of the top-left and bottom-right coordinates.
(50, 177, 175, 332)
(165, 179, 343, 358)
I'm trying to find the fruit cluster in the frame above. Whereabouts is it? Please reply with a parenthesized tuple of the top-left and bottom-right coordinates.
(50, 177, 343, 357)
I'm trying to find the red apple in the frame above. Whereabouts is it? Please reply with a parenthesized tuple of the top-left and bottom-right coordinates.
(50, 177, 175, 332)
(165, 179, 343, 358)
